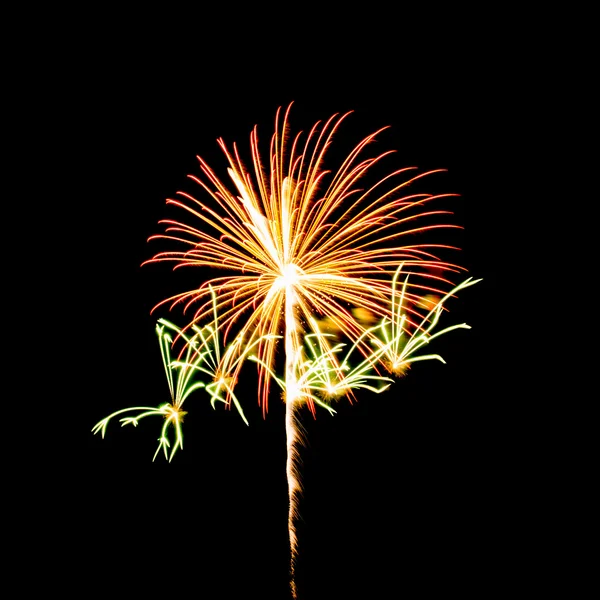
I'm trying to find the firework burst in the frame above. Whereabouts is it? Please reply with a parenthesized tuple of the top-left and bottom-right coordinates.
(143, 104, 466, 414)
(95, 103, 480, 598)
(91, 319, 200, 462)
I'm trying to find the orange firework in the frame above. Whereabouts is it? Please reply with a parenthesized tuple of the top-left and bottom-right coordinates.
(139, 103, 476, 598)
(143, 103, 466, 416)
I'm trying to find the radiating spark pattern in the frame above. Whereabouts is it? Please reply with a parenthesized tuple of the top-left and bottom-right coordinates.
(142, 103, 467, 420)
(91, 319, 202, 462)
(91, 290, 271, 460)
(373, 266, 481, 375)
(95, 104, 479, 598)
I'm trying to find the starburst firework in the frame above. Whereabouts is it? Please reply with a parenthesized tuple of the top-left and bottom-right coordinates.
(144, 104, 466, 413)
(94, 103, 480, 598)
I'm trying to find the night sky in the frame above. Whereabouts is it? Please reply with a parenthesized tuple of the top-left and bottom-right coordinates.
(77, 52, 525, 599)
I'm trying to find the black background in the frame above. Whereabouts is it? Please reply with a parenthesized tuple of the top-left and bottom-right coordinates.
(69, 34, 545, 599)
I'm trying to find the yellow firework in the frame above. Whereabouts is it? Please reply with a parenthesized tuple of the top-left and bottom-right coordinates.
(143, 103, 466, 418)
(138, 104, 478, 597)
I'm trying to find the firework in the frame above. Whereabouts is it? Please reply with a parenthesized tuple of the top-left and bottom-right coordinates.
(91, 319, 201, 462)
(91, 289, 275, 460)
(94, 104, 479, 598)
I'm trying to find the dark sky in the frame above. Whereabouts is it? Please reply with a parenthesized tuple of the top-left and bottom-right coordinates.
(78, 51, 524, 599)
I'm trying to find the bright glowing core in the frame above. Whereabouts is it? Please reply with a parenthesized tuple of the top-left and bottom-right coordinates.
(280, 263, 302, 287)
